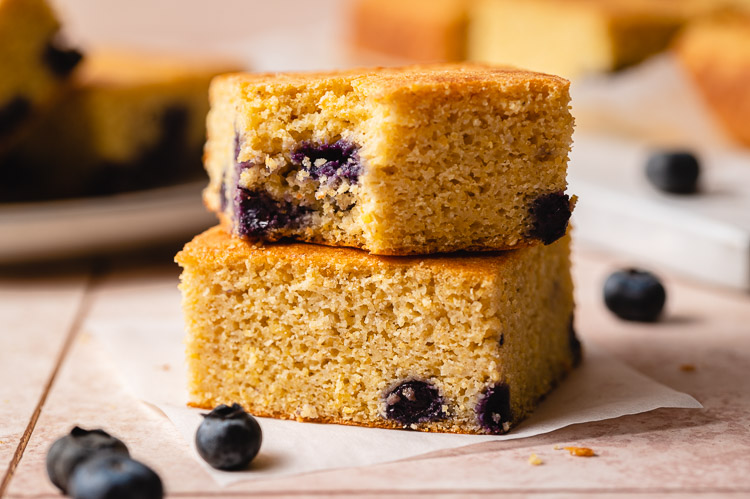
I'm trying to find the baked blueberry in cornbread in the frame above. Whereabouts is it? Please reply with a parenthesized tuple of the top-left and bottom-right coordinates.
(468, 0, 717, 79)
(176, 226, 578, 434)
(0, 0, 82, 155)
(205, 64, 575, 256)
(5, 50, 237, 199)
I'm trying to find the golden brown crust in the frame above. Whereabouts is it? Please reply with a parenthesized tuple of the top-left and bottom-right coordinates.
(188, 401, 499, 434)
(176, 226, 530, 275)
(212, 63, 570, 99)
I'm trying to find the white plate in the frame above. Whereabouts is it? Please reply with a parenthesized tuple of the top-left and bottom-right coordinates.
(0, 182, 216, 263)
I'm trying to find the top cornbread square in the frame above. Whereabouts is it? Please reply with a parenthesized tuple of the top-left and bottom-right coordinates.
(204, 64, 574, 255)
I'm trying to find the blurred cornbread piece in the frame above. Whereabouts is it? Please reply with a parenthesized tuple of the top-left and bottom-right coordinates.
(176, 226, 579, 434)
(468, 0, 718, 79)
(6, 50, 238, 199)
(351, 0, 470, 62)
(677, 14, 750, 147)
(0, 0, 82, 155)
(205, 64, 574, 256)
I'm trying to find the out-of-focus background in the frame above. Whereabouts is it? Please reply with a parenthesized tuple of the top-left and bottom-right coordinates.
(2, 0, 750, 289)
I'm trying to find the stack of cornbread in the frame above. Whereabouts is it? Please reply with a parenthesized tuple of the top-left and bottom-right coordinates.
(176, 64, 581, 434)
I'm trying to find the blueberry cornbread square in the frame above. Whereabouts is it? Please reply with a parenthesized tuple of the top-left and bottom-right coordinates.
(0, 0, 82, 155)
(5, 50, 237, 199)
(176, 226, 579, 434)
(468, 0, 715, 79)
(204, 64, 575, 256)
(351, 0, 470, 62)
(676, 13, 750, 147)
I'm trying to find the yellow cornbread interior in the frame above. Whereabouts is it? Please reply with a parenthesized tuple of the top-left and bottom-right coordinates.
(468, 0, 691, 79)
(204, 64, 573, 255)
(176, 227, 575, 434)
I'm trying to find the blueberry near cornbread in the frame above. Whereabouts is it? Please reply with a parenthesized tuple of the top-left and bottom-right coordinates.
(645, 151, 700, 195)
(604, 268, 666, 322)
(195, 403, 263, 470)
(5, 50, 237, 200)
(204, 64, 575, 255)
(176, 226, 578, 434)
(0, 0, 82, 155)
(46, 427, 129, 494)
(68, 454, 163, 499)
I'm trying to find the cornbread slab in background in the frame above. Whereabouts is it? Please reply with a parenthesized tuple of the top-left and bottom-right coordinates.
(467, 0, 723, 79)
(350, 0, 469, 62)
(2, 50, 238, 201)
(205, 64, 574, 255)
(176, 226, 578, 435)
(0, 0, 82, 155)
(676, 13, 750, 148)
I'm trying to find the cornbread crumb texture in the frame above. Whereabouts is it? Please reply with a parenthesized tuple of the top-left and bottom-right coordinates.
(4, 49, 237, 199)
(0, 0, 81, 153)
(676, 14, 750, 147)
(351, 0, 470, 62)
(468, 0, 724, 79)
(176, 226, 579, 434)
(204, 64, 574, 256)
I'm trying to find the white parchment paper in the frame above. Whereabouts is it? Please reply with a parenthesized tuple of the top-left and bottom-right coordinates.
(85, 280, 702, 486)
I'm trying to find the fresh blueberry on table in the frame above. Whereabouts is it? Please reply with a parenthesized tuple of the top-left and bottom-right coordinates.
(68, 453, 163, 499)
(645, 151, 700, 194)
(604, 269, 667, 322)
(46, 426, 129, 494)
(195, 403, 263, 470)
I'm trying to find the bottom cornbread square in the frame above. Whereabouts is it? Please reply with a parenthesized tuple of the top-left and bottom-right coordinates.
(175, 226, 579, 434)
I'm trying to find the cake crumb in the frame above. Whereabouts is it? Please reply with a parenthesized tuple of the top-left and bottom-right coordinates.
(680, 364, 696, 372)
(528, 453, 543, 465)
(563, 446, 596, 457)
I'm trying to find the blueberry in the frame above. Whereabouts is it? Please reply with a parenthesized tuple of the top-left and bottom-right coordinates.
(384, 380, 445, 426)
(476, 384, 513, 434)
(46, 427, 129, 494)
(291, 140, 361, 185)
(0, 96, 31, 137)
(236, 189, 310, 237)
(645, 151, 700, 194)
(603, 269, 666, 322)
(195, 403, 262, 471)
(528, 191, 572, 245)
(68, 454, 163, 499)
(43, 36, 83, 77)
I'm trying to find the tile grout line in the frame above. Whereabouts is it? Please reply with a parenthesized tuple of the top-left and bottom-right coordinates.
(0, 268, 101, 497)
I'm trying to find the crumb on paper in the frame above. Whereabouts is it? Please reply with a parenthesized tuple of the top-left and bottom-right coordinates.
(528, 453, 543, 465)
(160, 364, 171, 371)
(563, 446, 596, 457)
(680, 364, 696, 372)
